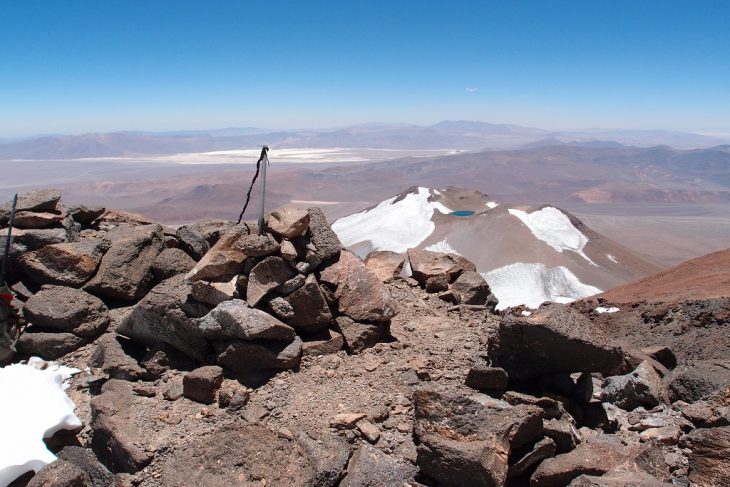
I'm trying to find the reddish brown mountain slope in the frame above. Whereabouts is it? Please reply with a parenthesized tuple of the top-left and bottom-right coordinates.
(596, 247, 730, 303)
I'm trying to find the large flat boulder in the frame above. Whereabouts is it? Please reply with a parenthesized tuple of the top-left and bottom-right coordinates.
(319, 250, 396, 322)
(406, 249, 476, 284)
(84, 224, 164, 301)
(117, 275, 209, 361)
(2, 189, 61, 214)
(23, 286, 110, 337)
(489, 304, 624, 380)
(20, 239, 109, 287)
(13, 211, 65, 229)
(414, 387, 543, 487)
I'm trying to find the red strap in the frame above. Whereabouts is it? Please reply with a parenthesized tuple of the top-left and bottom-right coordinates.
(0, 293, 13, 305)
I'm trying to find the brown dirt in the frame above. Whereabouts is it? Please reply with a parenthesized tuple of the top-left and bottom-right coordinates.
(594, 247, 730, 304)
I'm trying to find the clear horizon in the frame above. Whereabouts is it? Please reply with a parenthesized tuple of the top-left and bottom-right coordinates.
(2, 0, 729, 137)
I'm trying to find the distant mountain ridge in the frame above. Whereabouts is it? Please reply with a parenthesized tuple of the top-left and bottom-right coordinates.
(2, 120, 729, 160)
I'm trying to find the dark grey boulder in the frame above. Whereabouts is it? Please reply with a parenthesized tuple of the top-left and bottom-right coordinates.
(23, 286, 110, 336)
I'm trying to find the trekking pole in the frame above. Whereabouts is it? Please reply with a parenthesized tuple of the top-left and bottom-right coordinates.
(0, 194, 18, 287)
(257, 146, 270, 235)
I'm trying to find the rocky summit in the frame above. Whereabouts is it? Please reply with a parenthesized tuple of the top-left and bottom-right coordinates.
(1, 188, 728, 486)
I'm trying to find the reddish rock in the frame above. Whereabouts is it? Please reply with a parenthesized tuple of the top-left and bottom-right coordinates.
(183, 366, 224, 404)
(247, 256, 295, 307)
(320, 250, 396, 322)
(20, 239, 108, 287)
(406, 249, 476, 285)
(364, 251, 405, 282)
(284, 274, 333, 332)
(266, 205, 310, 239)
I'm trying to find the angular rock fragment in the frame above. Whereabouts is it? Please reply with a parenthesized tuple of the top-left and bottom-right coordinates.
(320, 250, 396, 322)
(266, 204, 310, 239)
(280, 239, 298, 261)
(197, 299, 296, 341)
(118, 275, 209, 361)
(568, 471, 671, 486)
(406, 248, 476, 284)
(152, 248, 196, 281)
(68, 205, 105, 225)
(215, 336, 302, 372)
(667, 360, 730, 403)
(246, 256, 295, 306)
(17, 330, 88, 360)
(23, 286, 110, 336)
(183, 366, 224, 404)
(465, 365, 509, 394)
(641, 345, 677, 370)
(302, 329, 344, 356)
(84, 224, 164, 300)
(488, 304, 623, 380)
(681, 425, 730, 486)
(13, 211, 65, 229)
(3, 189, 61, 213)
(89, 334, 154, 381)
(414, 388, 543, 487)
(307, 207, 343, 262)
(26, 459, 90, 487)
(508, 437, 556, 480)
(190, 275, 239, 306)
(340, 443, 417, 487)
(56, 446, 116, 487)
(176, 225, 210, 260)
(335, 316, 386, 353)
(283, 274, 333, 332)
(451, 270, 492, 305)
(543, 419, 581, 453)
(185, 224, 252, 281)
(364, 250, 404, 282)
(601, 361, 668, 410)
(90, 380, 154, 473)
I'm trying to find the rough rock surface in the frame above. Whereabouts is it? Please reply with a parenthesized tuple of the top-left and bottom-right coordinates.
(118, 275, 209, 361)
(307, 207, 343, 262)
(266, 204, 310, 239)
(682, 426, 730, 486)
(246, 256, 295, 306)
(20, 239, 108, 287)
(407, 248, 476, 284)
(26, 460, 91, 487)
(340, 443, 417, 486)
(451, 270, 492, 305)
(215, 336, 303, 372)
(601, 361, 668, 410)
(364, 251, 405, 282)
(17, 330, 88, 359)
(175, 225, 210, 260)
(185, 224, 252, 281)
(413, 387, 543, 487)
(320, 250, 396, 322)
(489, 304, 624, 380)
(151, 248, 196, 281)
(197, 299, 296, 341)
(183, 366, 224, 404)
(85, 224, 164, 300)
(23, 286, 110, 336)
(283, 274, 333, 332)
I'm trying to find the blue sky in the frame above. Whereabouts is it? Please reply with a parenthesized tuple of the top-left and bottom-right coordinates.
(1, 0, 729, 136)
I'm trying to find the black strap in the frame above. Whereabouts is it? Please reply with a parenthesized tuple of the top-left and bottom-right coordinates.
(236, 147, 269, 225)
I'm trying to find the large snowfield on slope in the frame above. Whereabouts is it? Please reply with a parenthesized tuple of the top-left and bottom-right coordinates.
(333, 187, 451, 253)
(484, 262, 602, 310)
(0, 360, 81, 487)
(508, 207, 595, 265)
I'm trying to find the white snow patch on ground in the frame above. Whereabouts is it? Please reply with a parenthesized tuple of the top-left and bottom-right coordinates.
(425, 239, 460, 255)
(486, 201, 499, 209)
(0, 360, 81, 486)
(606, 254, 618, 263)
(595, 306, 620, 314)
(508, 207, 595, 265)
(521, 310, 533, 316)
(483, 262, 602, 310)
(333, 187, 451, 253)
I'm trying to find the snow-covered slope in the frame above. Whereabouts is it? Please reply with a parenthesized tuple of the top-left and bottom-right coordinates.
(0, 359, 81, 486)
(333, 186, 662, 309)
(483, 263, 601, 310)
(332, 187, 451, 253)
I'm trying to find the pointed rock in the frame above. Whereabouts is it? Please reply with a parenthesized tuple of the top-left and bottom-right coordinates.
(307, 207, 343, 262)
(185, 224, 252, 282)
(364, 250, 405, 282)
(283, 274, 333, 332)
(247, 256, 296, 307)
(320, 250, 396, 322)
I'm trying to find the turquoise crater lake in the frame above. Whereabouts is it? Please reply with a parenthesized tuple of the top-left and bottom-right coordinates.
(449, 210, 475, 217)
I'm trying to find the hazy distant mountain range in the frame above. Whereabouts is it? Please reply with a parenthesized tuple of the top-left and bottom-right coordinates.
(1, 121, 729, 160)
